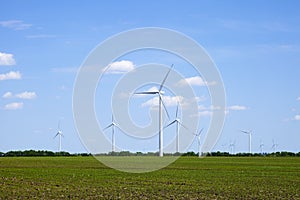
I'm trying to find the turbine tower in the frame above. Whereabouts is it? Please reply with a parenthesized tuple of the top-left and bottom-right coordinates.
(164, 104, 189, 153)
(54, 121, 63, 152)
(135, 65, 173, 157)
(194, 128, 204, 157)
(240, 130, 252, 154)
(103, 115, 119, 153)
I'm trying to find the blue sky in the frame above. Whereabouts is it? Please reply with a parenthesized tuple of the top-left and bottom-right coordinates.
(1, 1, 300, 153)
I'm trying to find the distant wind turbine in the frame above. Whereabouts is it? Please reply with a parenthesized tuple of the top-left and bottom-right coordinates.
(271, 139, 279, 152)
(103, 115, 119, 153)
(164, 104, 189, 153)
(229, 140, 236, 155)
(135, 65, 173, 157)
(54, 120, 63, 152)
(240, 130, 253, 154)
(194, 128, 204, 157)
(259, 140, 264, 154)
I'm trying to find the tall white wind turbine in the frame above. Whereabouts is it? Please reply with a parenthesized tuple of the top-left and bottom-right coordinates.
(135, 65, 173, 157)
(103, 115, 119, 153)
(164, 104, 189, 153)
(240, 130, 252, 154)
(194, 128, 204, 157)
(54, 121, 63, 152)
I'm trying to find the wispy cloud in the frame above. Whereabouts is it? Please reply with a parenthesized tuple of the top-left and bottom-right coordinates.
(0, 52, 16, 66)
(0, 20, 32, 30)
(2, 92, 13, 98)
(0, 71, 21, 81)
(227, 105, 248, 111)
(196, 104, 248, 117)
(294, 115, 300, 121)
(2, 91, 37, 99)
(103, 60, 135, 74)
(198, 110, 213, 117)
(297, 97, 300, 101)
(142, 95, 183, 107)
(15, 91, 37, 99)
(177, 76, 216, 87)
(3, 102, 24, 110)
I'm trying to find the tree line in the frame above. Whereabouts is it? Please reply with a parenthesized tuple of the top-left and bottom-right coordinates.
(0, 150, 300, 157)
(0, 150, 91, 157)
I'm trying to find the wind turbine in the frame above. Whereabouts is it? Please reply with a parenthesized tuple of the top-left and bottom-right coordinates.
(54, 121, 63, 152)
(164, 104, 189, 153)
(194, 128, 204, 157)
(135, 65, 173, 157)
(271, 139, 279, 152)
(103, 115, 119, 153)
(229, 140, 236, 155)
(240, 130, 252, 154)
(259, 140, 264, 154)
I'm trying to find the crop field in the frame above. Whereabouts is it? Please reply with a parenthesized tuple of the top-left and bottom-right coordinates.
(0, 156, 299, 199)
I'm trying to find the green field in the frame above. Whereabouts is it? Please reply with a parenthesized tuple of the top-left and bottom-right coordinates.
(0, 156, 299, 199)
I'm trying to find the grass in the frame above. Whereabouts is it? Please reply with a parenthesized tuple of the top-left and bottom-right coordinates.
(0, 156, 299, 199)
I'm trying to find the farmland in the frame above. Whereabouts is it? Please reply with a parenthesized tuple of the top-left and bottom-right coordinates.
(0, 156, 299, 199)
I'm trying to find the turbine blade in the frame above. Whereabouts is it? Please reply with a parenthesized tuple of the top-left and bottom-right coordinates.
(175, 104, 179, 118)
(178, 121, 192, 133)
(53, 132, 59, 139)
(159, 64, 174, 92)
(103, 123, 113, 130)
(159, 94, 170, 120)
(240, 130, 248, 134)
(134, 91, 158, 95)
(198, 128, 204, 135)
(164, 120, 176, 129)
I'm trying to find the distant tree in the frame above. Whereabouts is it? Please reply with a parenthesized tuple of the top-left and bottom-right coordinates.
(136, 152, 143, 156)
(182, 151, 197, 157)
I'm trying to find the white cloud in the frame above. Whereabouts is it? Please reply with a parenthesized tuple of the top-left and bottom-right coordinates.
(2, 92, 13, 98)
(142, 95, 183, 107)
(198, 110, 213, 117)
(227, 105, 248, 111)
(0, 52, 16, 66)
(0, 71, 21, 81)
(104, 60, 135, 74)
(196, 104, 247, 117)
(15, 91, 37, 99)
(0, 20, 32, 30)
(177, 76, 217, 87)
(146, 86, 159, 93)
(198, 105, 207, 110)
(2, 91, 37, 99)
(4, 102, 23, 110)
(294, 115, 300, 121)
(297, 97, 300, 101)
